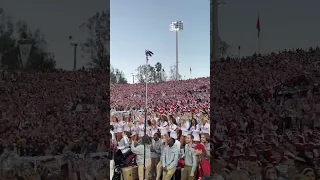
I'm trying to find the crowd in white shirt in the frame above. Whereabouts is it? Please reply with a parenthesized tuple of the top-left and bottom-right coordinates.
(110, 110, 210, 148)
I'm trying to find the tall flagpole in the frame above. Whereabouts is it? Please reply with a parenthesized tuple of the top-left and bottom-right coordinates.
(144, 51, 148, 180)
(145, 54, 148, 115)
(143, 50, 153, 180)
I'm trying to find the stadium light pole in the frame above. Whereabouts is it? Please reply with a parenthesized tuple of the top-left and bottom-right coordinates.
(170, 21, 183, 80)
(69, 36, 78, 71)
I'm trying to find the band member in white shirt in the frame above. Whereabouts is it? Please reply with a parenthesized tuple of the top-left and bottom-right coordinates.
(130, 122, 138, 142)
(137, 120, 145, 140)
(169, 118, 178, 140)
(158, 115, 169, 138)
(113, 117, 120, 142)
(179, 117, 190, 148)
(147, 120, 153, 137)
(110, 125, 116, 143)
(189, 118, 201, 143)
(150, 119, 159, 138)
(200, 117, 210, 135)
(118, 132, 130, 155)
(123, 117, 131, 137)
(117, 118, 125, 142)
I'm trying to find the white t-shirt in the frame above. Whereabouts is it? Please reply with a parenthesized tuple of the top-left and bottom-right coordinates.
(169, 124, 178, 139)
(176, 117, 181, 126)
(113, 123, 119, 133)
(110, 130, 116, 141)
(138, 124, 145, 137)
(190, 124, 201, 141)
(200, 123, 210, 134)
(174, 140, 181, 149)
(150, 127, 158, 137)
(147, 126, 153, 137)
(130, 125, 137, 136)
(181, 121, 190, 136)
(123, 122, 130, 132)
(117, 121, 124, 132)
(158, 121, 169, 135)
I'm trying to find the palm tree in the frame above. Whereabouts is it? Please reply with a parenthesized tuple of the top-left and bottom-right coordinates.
(155, 62, 162, 82)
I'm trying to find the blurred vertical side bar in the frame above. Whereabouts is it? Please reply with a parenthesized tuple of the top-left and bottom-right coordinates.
(210, 0, 219, 176)
(106, 0, 111, 179)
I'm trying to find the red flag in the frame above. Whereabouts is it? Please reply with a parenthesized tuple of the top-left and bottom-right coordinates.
(190, 66, 192, 72)
(256, 14, 260, 37)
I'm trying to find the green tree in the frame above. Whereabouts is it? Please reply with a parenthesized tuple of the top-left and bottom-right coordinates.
(168, 65, 182, 80)
(160, 69, 168, 82)
(80, 11, 109, 69)
(0, 9, 56, 70)
(135, 63, 167, 83)
(16, 21, 56, 70)
(155, 62, 165, 82)
(110, 66, 127, 84)
(218, 36, 229, 57)
(136, 64, 156, 83)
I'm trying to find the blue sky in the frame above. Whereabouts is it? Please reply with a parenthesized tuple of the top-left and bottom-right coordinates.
(111, 0, 210, 83)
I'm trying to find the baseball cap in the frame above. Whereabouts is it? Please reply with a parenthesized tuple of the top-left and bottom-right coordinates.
(193, 143, 205, 151)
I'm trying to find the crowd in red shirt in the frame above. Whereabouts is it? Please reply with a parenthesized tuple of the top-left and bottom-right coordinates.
(212, 47, 320, 180)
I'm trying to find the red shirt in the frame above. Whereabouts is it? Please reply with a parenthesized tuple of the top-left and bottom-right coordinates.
(197, 159, 210, 180)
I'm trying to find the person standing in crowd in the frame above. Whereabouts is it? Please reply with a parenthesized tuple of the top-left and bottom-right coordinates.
(118, 132, 130, 155)
(113, 118, 119, 141)
(150, 133, 162, 180)
(193, 143, 210, 180)
(169, 118, 179, 140)
(181, 134, 197, 180)
(131, 136, 152, 180)
(162, 138, 179, 180)
(150, 119, 159, 137)
(137, 120, 145, 141)
(180, 117, 190, 148)
(110, 125, 116, 143)
(190, 118, 201, 143)
(114, 117, 122, 142)
(123, 117, 131, 137)
(200, 133, 210, 158)
(130, 121, 137, 142)
(200, 117, 210, 135)
(175, 112, 182, 140)
(159, 115, 169, 138)
(156, 136, 168, 180)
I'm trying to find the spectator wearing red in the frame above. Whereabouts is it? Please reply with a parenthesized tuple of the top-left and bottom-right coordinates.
(193, 143, 210, 180)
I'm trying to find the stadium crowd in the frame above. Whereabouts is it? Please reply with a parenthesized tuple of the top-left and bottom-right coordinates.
(0, 68, 108, 179)
(110, 78, 210, 111)
(212, 48, 320, 180)
(110, 78, 211, 180)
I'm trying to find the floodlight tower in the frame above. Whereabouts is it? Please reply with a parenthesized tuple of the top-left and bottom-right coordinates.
(170, 21, 183, 80)
(69, 36, 78, 70)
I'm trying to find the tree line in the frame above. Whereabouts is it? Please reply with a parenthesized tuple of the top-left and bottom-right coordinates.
(0, 8, 109, 70)
(111, 37, 230, 84)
